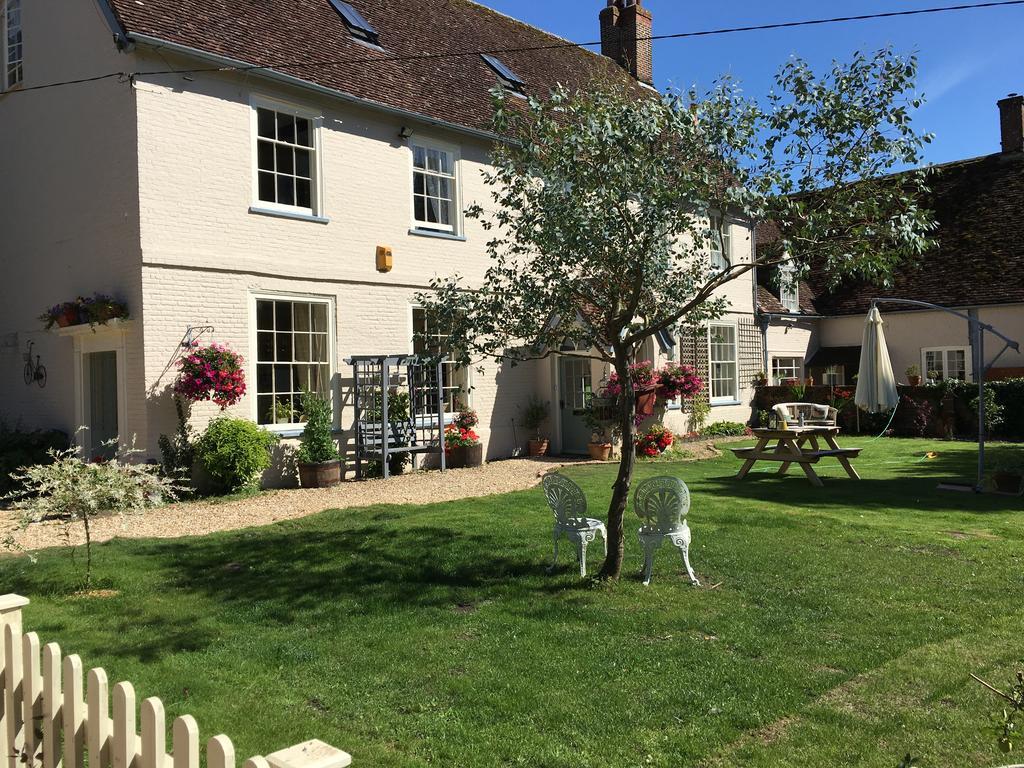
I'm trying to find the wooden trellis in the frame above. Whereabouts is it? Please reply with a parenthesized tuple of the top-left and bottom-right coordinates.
(347, 355, 446, 479)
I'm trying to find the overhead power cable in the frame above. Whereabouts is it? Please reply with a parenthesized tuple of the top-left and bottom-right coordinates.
(8, 0, 1024, 95)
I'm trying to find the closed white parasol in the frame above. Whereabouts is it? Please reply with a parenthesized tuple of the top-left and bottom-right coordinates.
(854, 306, 899, 414)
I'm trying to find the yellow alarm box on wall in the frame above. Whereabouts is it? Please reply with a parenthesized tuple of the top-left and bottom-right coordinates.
(376, 245, 393, 272)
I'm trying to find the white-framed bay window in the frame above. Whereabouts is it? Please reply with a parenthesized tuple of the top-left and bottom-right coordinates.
(252, 294, 334, 429)
(410, 139, 460, 234)
(771, 356, 802, 385)
(2, 0, 23, 91)
(250, 97, 324, 220)
(708, 323, 739, 404)
(411, 306, 467, 417)
(923, 346, 971, 382)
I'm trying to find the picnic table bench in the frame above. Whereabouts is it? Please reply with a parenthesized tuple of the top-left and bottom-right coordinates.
(729, 427, 861, 487)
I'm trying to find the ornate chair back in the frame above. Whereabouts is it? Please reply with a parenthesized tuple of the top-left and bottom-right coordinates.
(542, 473, 588, 527)
(634, 476, 689, 534)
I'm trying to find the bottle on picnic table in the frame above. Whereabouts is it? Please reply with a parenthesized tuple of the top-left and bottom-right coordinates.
(799, 413, 805, 428)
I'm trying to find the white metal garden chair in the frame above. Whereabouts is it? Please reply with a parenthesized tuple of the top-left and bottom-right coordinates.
(542, 473, 607, 577)
(634, 476, 700, 586)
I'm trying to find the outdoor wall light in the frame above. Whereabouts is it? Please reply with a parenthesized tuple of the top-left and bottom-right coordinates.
(398, 126, 414, 139)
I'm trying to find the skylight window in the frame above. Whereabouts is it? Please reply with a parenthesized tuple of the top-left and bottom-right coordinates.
(329, 0, 380, 46)
(480, 54, 525, 93)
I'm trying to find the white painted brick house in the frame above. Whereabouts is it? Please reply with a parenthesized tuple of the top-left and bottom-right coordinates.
(0, 0, 763, 482)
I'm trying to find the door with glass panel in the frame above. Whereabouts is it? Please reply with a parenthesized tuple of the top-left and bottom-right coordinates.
(559, 356, 592, 455)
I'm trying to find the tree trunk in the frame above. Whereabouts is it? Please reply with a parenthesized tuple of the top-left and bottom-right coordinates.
(82, 514, 93, 590)
(598, 345, 636, 580)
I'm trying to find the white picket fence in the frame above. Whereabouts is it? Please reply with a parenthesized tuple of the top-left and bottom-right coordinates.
(0, 595, 350, 768)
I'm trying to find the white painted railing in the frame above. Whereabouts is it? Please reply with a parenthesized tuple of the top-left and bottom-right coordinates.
(0, 595, 350, 768)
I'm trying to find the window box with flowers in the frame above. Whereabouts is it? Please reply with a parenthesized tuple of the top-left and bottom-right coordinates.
(40, 294, 129, 331)
(445, 408, 482, 468)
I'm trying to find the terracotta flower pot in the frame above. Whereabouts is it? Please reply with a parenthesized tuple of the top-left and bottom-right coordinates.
(447, 443, 483, 469)
(528, 438, 549, 457)
(635, 389, 658, 417)
(587, 442, 612, 461)
(298, 460, 341, 488)
(56, 306, 80, 327)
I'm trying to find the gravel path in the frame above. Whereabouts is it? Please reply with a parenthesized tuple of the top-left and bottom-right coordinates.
(2, 442, 727, 553)
(1, 457, 588, 552)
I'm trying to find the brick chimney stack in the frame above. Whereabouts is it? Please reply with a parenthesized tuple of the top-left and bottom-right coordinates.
(998, 93, 1023, 154)
(599, 0, 653, 86)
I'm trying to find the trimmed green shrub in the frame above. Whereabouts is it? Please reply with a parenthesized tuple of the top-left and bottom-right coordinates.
(702, 421, 748, 437)
(296, 390, 338, 465)
(0, 424, 69, 496)
(194, 417, 277, 493)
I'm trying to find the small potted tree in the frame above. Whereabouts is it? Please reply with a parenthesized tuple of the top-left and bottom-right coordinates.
(906, 364, 922, 386)
(522, 397, 550, 456)
(991, 454, 1024, 495)
(582, 402, 615, 461)
(295, 389, 341, 488)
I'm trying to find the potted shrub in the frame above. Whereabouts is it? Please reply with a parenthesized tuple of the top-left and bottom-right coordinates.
(906, 364, 922, 386)
(582, 401, 618, 461)
(295, 389, 341, 488)
(991, 454, 1024, 495)
(752, 371, 768, 388)
(444, 411, 483, 468)
(522, 397, 550, 456)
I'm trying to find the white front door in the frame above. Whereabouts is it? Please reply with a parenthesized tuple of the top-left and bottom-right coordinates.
(559, 356, 592, 455)
(71, 325, 129, 459)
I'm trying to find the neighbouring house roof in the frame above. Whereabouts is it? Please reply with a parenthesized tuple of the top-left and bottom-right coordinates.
(104, 0, 638, 136)
(756, 151, 1024, 316)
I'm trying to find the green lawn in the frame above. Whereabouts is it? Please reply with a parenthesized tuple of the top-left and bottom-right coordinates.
(3, 438, 1024, 768)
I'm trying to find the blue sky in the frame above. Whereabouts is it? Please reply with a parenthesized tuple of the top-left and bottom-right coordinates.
(480, 0, 1023, 165)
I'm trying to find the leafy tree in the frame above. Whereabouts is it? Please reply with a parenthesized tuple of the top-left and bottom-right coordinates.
(417, 49, 935, 579)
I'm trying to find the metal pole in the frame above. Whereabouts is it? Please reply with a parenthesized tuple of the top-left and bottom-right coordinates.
(437, 360, 446, 472)
(381, 362, 390, 480)
(976, 322, 985, 493)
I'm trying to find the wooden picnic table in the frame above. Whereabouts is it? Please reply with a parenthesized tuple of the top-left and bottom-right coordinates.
(729, 427, 861, 488)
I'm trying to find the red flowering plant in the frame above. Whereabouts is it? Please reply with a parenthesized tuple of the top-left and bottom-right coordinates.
(444, 423, 480, 453)
(635, 423, 674, 458)
(173, 342, 246, 408)
(658, 362, 703, 400)
(454, 406, 479, 431)
(602, 360, 659, 397)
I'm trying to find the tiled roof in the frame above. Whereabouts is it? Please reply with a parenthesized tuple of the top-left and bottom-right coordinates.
(106, 0, 636, 135)
(758, 151, 1024, 316)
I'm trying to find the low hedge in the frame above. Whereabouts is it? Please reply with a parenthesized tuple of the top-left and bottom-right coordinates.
(753, 379, 1024, 439)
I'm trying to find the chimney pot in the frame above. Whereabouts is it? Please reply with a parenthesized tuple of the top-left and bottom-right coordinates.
(997, 92, 1023, 154)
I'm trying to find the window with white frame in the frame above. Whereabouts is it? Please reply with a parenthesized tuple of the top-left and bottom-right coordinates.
(923, 347, 970, 382)
(708, 215, 731, 273)
(2, 0, 22, 90)
(708, 324, 738, 402)
(821, 365, 845, 385)
(778, 264, 799, 313)
(255, 297, 332, 427)
(412, 142, 458, 233)
(254, 105, 318, 213)
(771, 356, 802, 385)
(412, 307, 466, 414)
